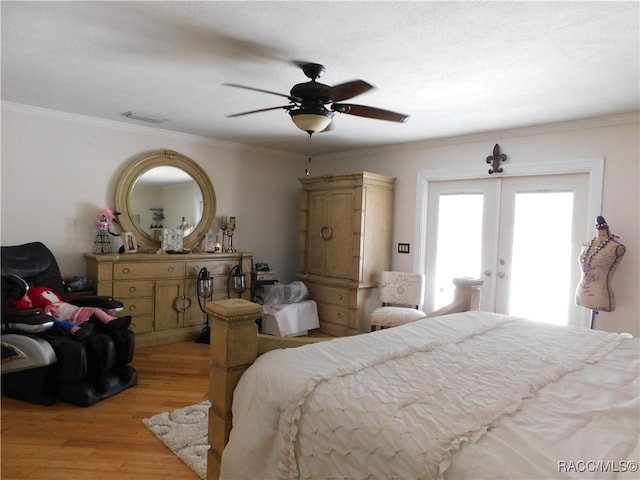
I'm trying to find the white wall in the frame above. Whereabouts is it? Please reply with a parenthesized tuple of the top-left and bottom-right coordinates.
(1, 104, 305, 283)
(313, 113, 639, 336)
(2, 105, 637, 335)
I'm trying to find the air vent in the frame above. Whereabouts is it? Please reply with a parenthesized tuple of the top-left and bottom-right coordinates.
(122, 111, 167, 124)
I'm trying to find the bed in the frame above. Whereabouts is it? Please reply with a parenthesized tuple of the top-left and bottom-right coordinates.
(206, 280, 639, 480)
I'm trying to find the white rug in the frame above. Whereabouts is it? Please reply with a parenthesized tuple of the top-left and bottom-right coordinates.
(143, 400, 210, 479)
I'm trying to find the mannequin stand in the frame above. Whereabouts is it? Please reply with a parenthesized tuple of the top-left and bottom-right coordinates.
(589, 309, 598, 329)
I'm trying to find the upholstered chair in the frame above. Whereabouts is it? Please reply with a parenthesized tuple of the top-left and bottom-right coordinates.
(370, 271, 426, 330)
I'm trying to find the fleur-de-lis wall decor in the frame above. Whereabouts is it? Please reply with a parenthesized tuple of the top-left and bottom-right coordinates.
(486, 144, 507, 174)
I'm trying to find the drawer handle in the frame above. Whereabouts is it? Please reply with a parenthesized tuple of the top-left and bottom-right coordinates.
(175, 296, 185, 312)
(128, 305, 136, 312)
(320, 225, 333, 241)
(122, 267, 130, 275)
(128, 286, 137, 293)
(168, 266, 174, 273)
(337, 294, 344, 300)
(174, 295, 192, 313)
(337, 313, 343, 319)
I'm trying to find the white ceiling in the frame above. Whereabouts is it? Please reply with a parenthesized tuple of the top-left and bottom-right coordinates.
(2, 1, 638, 156)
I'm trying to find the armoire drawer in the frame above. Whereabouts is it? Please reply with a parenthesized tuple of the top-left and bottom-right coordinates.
(113, 280, 153, 298)
(316, 302, 353, 328)
(307, 283, 354, 308)
(113, 262, 185, 280)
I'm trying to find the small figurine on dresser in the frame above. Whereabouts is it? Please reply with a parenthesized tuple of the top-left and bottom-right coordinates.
(575, 215, 626, 328)
(92, 207, 121, 254)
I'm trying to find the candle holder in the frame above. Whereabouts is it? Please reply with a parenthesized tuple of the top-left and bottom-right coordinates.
(225, 216, 237, 252)
(220, 216, 228, 252)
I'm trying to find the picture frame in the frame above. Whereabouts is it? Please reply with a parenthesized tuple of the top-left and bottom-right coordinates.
(122, 231, 138, 254)
(152, 229, 163, 243)
(162, 228, 184, 252)
(204, 233, 217, 253)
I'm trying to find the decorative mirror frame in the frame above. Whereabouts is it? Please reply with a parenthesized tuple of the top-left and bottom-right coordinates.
(115, 150, 216, 251)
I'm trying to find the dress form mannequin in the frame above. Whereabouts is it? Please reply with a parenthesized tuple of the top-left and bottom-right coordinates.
(575, 216, 626, 328)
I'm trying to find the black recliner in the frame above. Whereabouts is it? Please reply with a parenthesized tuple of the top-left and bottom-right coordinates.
(1, 242, 137, 406)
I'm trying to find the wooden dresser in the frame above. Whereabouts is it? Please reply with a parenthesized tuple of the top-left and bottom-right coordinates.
(297, 172, 395, 336)
(85, 251, 253, 348)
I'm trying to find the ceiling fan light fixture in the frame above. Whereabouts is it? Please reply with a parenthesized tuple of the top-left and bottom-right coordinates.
(289, 110, 333, 134)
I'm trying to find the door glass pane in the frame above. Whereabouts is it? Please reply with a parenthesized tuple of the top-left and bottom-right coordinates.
(434, 194, 483, 309)
(509, 192, 573, 324)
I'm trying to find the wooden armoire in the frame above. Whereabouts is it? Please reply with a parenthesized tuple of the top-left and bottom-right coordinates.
(297, 172, 396, 336)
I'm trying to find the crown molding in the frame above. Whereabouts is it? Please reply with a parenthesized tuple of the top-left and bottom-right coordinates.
(1, 101, 301, 159)
(3, 101, 636, 161)
(318, 111, 640, 160)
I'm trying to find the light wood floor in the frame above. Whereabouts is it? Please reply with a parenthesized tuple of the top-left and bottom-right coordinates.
(1, 341, 210, 480)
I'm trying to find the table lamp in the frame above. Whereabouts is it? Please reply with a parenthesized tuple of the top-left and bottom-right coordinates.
(196, 267, 213, 343)
(227, 264, 246, 298)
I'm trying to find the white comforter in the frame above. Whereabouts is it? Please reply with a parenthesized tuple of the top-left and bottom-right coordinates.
(220, 311, 640, 479)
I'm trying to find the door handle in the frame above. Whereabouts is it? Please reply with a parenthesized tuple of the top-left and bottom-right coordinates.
(175, 295, 192, 312)
(483, 270, 492, 277)
(174, 296, 185, 312)
(497, 271, 506, 279)
(183, 296, 192, 312)
(320, 225, 333, 241)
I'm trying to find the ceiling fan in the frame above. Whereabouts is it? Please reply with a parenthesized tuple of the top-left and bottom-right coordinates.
(224, 62, 409, 134)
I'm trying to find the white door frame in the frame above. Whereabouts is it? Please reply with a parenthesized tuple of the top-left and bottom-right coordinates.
(414, 157, 604, 327)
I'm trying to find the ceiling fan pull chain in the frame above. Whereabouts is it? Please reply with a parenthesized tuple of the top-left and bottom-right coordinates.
(305, 132, 313, 176)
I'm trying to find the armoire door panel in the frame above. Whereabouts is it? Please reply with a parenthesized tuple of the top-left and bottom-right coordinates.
(325, 190, 356, 278)
(307, 191, 330, 275)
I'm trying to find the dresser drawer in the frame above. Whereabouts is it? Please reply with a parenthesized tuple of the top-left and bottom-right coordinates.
(307, 283, 354, 308)
(95, 282, 113, 297)
(185, 260, 234, 277)
(113, 280, 153, 298)
(113, 262, 185, 280)
(129, 315, 153, 334)
(121, 297, 153, 316)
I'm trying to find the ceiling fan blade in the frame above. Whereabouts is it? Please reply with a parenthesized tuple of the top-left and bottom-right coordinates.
(226, 105, 292, 118)
(331, 103, 409, 123)
(324, 80, 374, 102)
(223, 83, 302, 102)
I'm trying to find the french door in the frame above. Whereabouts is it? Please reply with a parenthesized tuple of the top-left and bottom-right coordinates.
(424, 173, 590, 326)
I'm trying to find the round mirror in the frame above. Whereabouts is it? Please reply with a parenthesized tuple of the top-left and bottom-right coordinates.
(115, 150, 216, 250)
